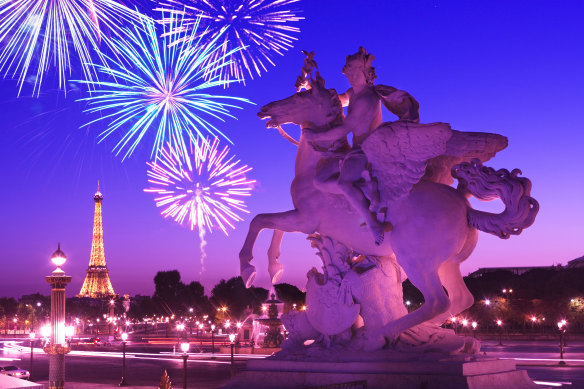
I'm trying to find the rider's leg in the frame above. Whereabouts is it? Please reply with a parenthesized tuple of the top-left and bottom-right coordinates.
(313, 156, 343, 195)
(338, 155, 386, 245)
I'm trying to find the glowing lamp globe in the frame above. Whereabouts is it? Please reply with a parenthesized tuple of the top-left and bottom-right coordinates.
(29, 332, 36, 339)
(51, 244, 67, 269)
(121, 332, 128, 342)
(180, 342, 190, 353)
(471, 321, 478, 329)
(211, 324, 215, 331)
(496, 320, 503, 326)
(229, 334, 236, 343)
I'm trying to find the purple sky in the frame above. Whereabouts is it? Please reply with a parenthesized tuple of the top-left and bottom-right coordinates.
(0, 1, 583, 298)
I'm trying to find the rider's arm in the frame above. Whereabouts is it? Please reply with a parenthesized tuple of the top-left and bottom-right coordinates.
(305, 121, 352, 142)
(307, 94, 375, 142)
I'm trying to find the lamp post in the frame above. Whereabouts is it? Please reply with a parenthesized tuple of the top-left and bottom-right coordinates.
(44, 244, 72, 389)
(229, 334, 236, 378)
(180, 341, 189, 389)
(496, 320, 503, 346)
(211, 324, 216, 359)
(119, 332, 129, 386)
(557, 321, 566, 366)
(29, 332, 35, 380)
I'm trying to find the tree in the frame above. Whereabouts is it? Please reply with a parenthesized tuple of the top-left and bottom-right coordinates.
(274, 283, 305, 310)
(211, 277, 268, 320)
(179, 281, 211, 316)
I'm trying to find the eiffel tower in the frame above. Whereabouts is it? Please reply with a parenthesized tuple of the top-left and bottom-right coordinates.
(78, 183, 116, 298)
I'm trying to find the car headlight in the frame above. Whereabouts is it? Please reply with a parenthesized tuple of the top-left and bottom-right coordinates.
(14, 372, 22, 376)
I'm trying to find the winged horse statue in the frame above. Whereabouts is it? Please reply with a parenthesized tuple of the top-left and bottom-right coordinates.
(239, 53, 538, 347)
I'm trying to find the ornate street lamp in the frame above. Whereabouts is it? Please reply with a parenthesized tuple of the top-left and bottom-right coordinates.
(29, 332, 35, 380)
(210, 324, 216, 359)
(44, 244, 72, 389)
(496, 320, 503, 346)
(120, 332, 129, 386)
(557, 321, 567, 366)
(180, 341, 189, 389)
(229, 334, 236, 378)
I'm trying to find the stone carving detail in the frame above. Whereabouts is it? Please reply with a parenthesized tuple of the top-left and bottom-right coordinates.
(240, 48, 539, 356)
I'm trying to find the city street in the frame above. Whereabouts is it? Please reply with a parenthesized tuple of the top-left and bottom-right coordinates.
(2, 338, 584, 388)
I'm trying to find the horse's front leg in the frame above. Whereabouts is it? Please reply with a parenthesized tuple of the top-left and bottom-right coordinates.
(239, 209, 316, 287)
(268, 230, 285, 284)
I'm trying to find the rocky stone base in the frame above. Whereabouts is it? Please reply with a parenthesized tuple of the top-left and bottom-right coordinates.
(223, 356, 542, 389)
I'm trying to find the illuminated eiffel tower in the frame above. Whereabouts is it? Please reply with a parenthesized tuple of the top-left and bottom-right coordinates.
(78, 183, 116, 298)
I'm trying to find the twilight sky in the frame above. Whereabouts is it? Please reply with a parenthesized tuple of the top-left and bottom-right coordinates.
(0, 1, 583, 298)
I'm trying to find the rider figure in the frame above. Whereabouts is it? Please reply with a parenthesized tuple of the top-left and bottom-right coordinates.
(305, 47, 419, 245)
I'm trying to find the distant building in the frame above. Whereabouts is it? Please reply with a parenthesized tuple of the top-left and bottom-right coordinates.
(567, 256, 584, 268)
(467, 265, 558, 278)
(78, 183, 116, 298)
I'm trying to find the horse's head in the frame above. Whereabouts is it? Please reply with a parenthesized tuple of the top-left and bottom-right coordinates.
(258, 53, 343, 135)
(258, 83, 342, 131)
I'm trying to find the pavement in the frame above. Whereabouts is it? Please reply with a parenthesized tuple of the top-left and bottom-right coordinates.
(3, 338, 584, 388)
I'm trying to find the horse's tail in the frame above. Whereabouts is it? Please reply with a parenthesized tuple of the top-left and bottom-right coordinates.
(452, 159, 539, 239)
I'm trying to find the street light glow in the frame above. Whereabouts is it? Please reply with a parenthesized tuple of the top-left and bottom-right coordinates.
(121, 332, 128, 342)
(41, 325, 50, 338)
(51, 244, 67, 268)
(484, 299, 491, 305)
(180, 342, 190, 354)
(496, 320, 503, 326)
(65, 326, 75, 338)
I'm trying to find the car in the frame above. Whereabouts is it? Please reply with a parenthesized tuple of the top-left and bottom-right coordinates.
(89, 337, 102, 345)
(0, 365, 31, 380)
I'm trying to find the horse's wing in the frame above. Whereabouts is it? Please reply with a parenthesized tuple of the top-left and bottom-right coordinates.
(362, 121, 452, 206)
(424, 131, 508, 185)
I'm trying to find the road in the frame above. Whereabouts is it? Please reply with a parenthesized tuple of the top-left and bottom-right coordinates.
(1, 338, 583, 388)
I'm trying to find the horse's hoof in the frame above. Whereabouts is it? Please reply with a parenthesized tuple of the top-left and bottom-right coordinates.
(269, 262, 284, 284)
(241, 264, 257, 288)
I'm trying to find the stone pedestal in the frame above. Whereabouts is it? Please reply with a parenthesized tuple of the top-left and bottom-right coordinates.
(224, 357, 540, 389)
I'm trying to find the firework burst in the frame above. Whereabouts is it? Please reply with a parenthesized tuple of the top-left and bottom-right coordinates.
(0, 0, 145, 96)
(77, 14, 252, 160)
(145, 138, 255, 270)
(156, 0, 303, 83)
(145, 137, 255, 236)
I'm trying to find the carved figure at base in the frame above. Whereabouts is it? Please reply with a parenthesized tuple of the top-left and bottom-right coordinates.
(239, 51, 539, 353)
(279, 234, 480, 357)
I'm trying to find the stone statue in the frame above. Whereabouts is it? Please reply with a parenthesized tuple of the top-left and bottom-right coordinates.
(238, 50, 539, 354)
